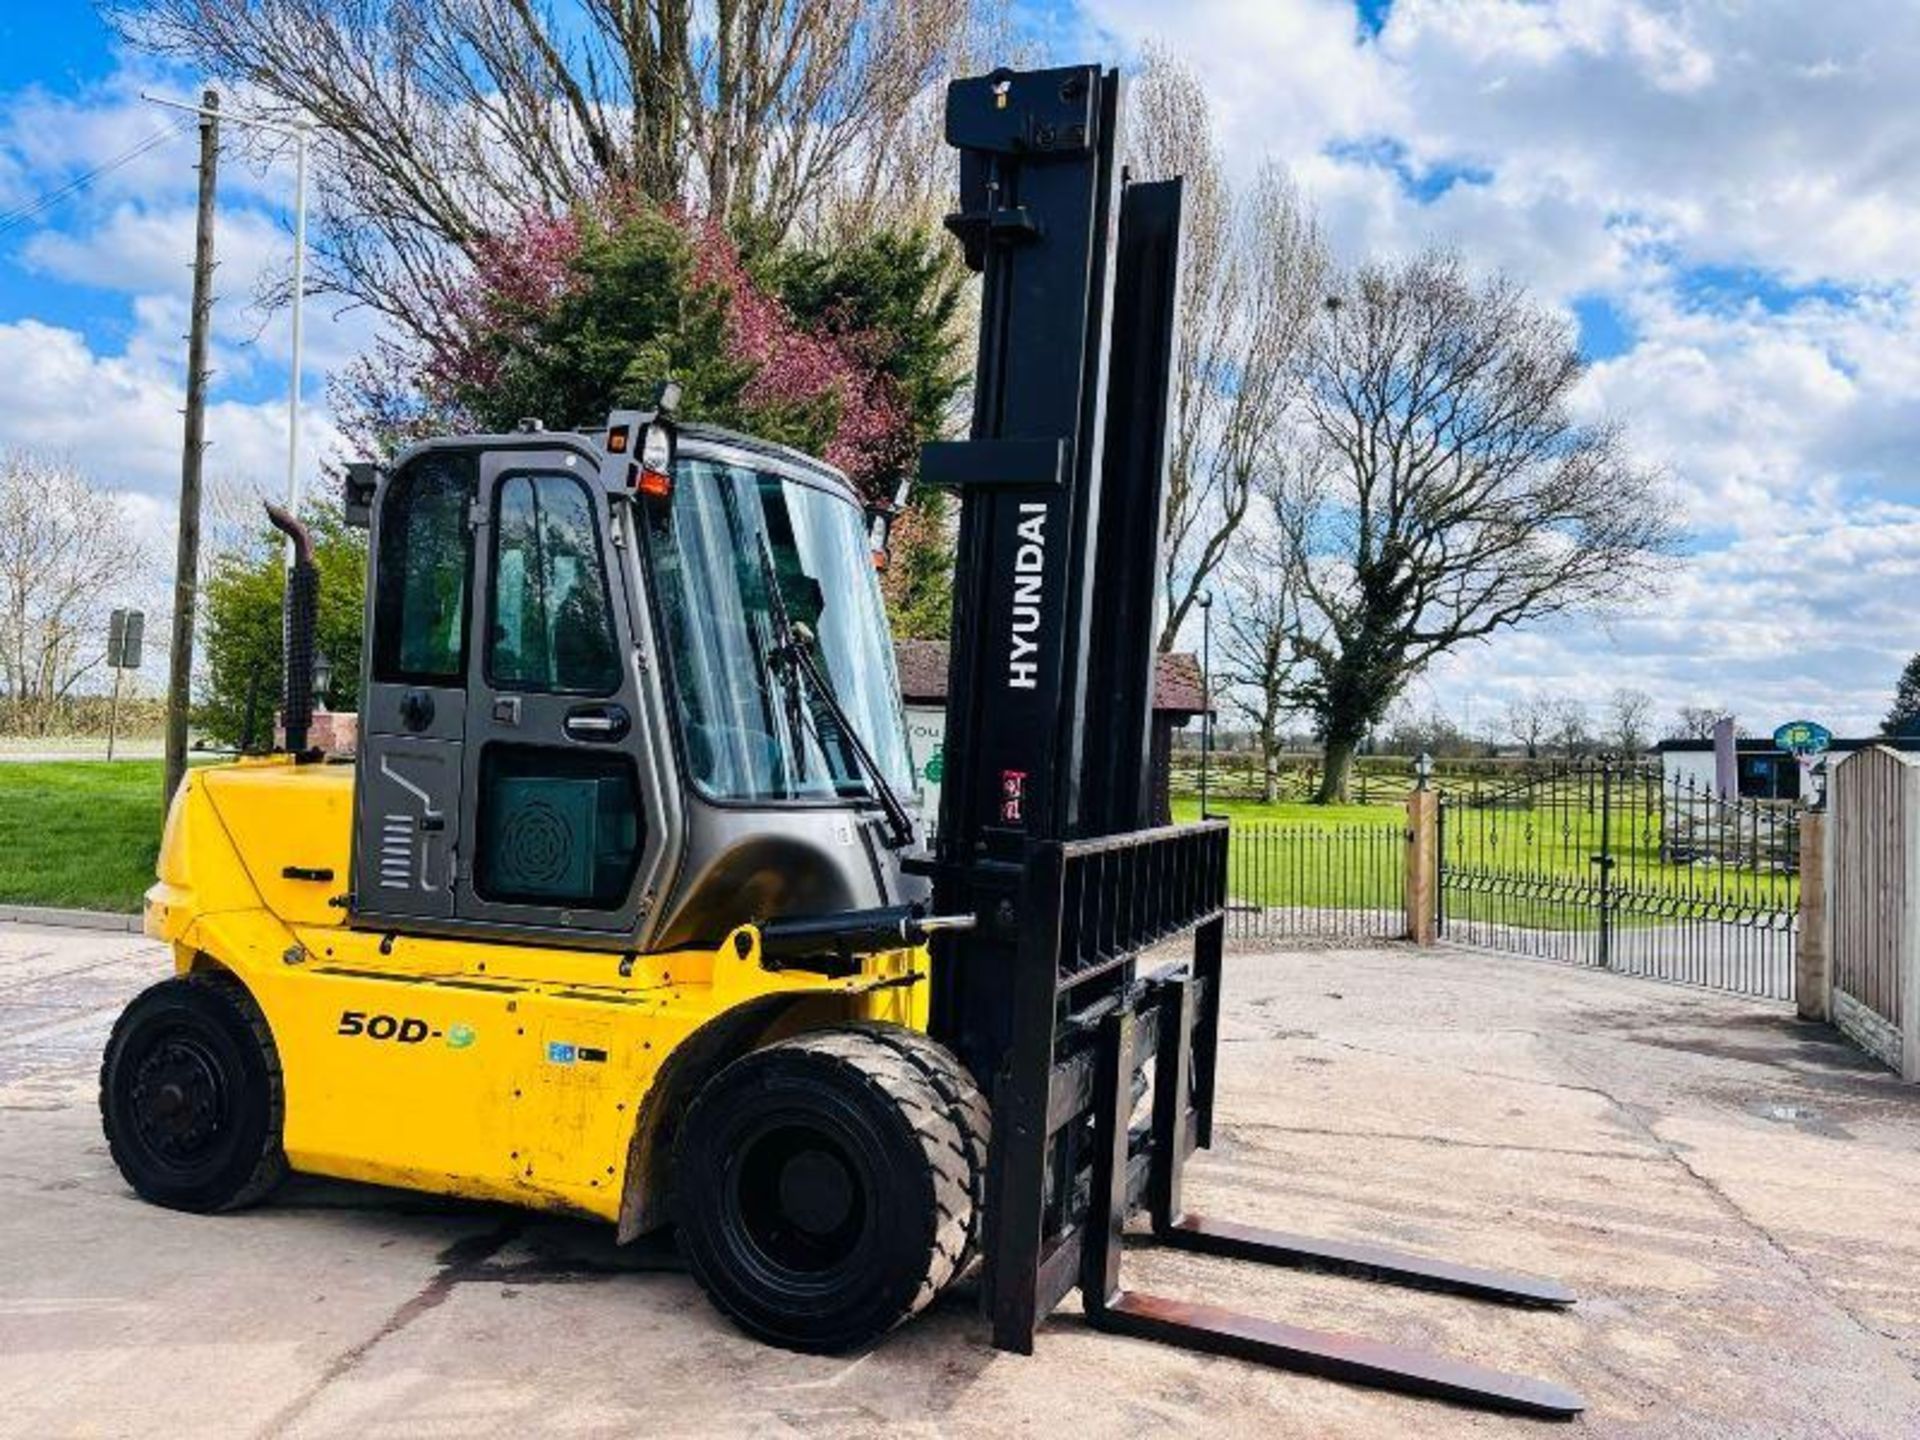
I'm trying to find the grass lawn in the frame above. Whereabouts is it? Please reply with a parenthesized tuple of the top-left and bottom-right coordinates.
(1173, 795, 1406, 912)
(1171, 796, 1401, 827)
(0, 761, 170, 912)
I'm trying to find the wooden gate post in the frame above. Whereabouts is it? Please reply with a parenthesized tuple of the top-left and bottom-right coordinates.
(1796, 811, 1828, 1022)
(1406, 788, 1438, 945)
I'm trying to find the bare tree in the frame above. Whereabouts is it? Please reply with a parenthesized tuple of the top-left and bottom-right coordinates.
(1550, 698, 1591, 759)
(1673, 703, 1733, 740)
(0, 453, 149, 735)
(796, 3, 1024, 249)
(1606, 686, 1654, 757)
(1126, 47, 1328, 653)
(1216, 523, 1301, 804)
(1267, 251, 1679, 801)
(1506, 694, 1552, 758)
(1379, 702, 1478, 759)
(113, 0, 986, 339)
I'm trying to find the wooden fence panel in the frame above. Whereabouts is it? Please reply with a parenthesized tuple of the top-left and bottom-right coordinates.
(1827, 746, 1913, 1075)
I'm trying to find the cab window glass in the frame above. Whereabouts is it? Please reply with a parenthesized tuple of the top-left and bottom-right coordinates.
(641, 457, 912, 803)
(489, 473, 620, 694)
(373, 454, 473, 684)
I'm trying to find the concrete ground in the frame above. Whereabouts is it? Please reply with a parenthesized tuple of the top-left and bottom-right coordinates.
(3, 923, 1918, 1439)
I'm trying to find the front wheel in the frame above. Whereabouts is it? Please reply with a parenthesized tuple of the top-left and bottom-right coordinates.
(99, 974, 288, 1213)
(672, 1028, 975, 1353)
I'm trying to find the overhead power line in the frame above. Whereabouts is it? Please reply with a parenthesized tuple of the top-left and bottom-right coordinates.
(0, 118, 193, 238)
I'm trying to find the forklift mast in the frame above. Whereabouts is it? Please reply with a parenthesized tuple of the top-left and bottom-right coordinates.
(921, 66, 1583, 1419)
(921, 57, 1206, 1340)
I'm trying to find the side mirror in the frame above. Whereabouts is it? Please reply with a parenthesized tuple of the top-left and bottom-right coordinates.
(343, 463, 380, 529)
(866, 476, 913, 570)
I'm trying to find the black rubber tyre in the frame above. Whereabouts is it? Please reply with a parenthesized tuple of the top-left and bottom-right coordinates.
(840, 1022, 989, 1277)
(99, 974, 288, 1213)
(672, 1029, 972, 1353)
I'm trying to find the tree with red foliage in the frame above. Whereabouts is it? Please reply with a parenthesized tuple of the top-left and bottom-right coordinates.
(337, 204, 953, 505)
(331, 200, 966, 632)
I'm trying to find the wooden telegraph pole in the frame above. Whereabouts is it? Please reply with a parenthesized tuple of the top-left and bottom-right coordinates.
(163, 91, 219, 809)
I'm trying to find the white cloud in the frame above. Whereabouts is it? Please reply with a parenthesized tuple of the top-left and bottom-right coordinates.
(1089, 0, 1920, 292)
(0, 57, 373, 510)
(0, 317, 346, 500)
(17, 197, 381, 388)
(0, 65, 295, 217)
(23, 201, 281, 300)
(1421, 507, 1920, 736)
(1095, 0, 1399, 156)
(1095, 0, 1920, 735)
(1579, 285, 1920, 537)
(1378, 0, 1920, 286)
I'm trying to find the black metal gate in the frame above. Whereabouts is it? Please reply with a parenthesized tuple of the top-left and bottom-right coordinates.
(1437, 763, 1799, 1001)
(1223, 821, 1407, 943)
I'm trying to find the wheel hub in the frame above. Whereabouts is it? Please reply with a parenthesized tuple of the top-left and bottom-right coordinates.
(778, 1148, 856, 1237)
(130, 1034, 227, 1163)
(734, 1124, 868, 1274)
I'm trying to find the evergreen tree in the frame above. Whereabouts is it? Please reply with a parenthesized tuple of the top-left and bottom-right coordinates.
(231, 211, 968, 731)
(198, 504, 366, 749)
(763, 230, 966, 638)
(1884, 653, 1920, 737)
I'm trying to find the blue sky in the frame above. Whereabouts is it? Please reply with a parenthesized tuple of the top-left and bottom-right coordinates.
(0, 1, 131, 337)
(0, 1, 114, 90)
(1, 0, 1916, 736)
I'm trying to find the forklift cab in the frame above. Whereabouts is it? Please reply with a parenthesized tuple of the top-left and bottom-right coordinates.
(347, 412, 922, 953)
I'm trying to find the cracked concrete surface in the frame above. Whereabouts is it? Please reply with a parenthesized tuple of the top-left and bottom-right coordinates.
(2, 922, 1918, 1437)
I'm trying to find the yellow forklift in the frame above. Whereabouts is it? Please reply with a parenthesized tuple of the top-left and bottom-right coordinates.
(101, 63, 1582, 1417)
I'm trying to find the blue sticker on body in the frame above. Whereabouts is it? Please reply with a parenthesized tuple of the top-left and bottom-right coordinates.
(547, 1041, 576, 1065)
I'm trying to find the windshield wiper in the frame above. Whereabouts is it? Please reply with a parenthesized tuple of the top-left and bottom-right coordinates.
(755, 535, 917, 849)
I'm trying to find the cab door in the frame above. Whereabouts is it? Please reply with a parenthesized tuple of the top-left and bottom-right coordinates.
(454, 451, 650, 937)
(352, 451, 476, 921)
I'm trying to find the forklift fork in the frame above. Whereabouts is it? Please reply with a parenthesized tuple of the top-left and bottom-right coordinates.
(981, 826, 1585, 1421)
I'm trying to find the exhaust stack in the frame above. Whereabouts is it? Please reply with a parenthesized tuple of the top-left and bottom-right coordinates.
(264, 503, 318, 757)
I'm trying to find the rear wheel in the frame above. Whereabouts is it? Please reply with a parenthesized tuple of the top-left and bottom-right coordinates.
(672, 1029, 972, 1353)
(99, 974, 287, 1213)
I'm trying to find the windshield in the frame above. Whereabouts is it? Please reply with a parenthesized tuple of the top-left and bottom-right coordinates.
(641, 450, 914, 805)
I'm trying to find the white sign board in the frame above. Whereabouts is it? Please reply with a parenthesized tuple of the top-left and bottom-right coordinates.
(904, 703, 947, 839)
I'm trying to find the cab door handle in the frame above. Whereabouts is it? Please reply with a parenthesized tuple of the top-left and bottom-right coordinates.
(564, 703, 630, 742)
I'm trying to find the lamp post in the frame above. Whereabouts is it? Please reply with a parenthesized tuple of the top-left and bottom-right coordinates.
(1199, 591, 1214, 820)
(312, 649, 333, 712)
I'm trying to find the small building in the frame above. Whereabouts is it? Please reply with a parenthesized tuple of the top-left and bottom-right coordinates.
(1654, 735, 1920, 802)
(895, 640, 1209, 832)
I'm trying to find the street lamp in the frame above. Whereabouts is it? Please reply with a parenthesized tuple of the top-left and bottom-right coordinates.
(312, 649, 333, 711)
(1198, 591, 1214, 820)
